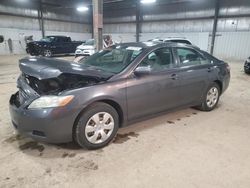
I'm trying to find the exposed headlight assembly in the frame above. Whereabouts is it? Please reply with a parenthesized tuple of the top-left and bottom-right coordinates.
(28, 95, 74, 109)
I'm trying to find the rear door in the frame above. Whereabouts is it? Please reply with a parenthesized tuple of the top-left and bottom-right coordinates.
(126, 47, 182, 121)
(173, 47, 212, 106)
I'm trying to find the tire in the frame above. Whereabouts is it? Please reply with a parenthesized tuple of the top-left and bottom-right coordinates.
(244, 68, 250, 74)
(43, 49, 52, 57)
(196, 82, 220, 111)
(73, 102, 119, 150)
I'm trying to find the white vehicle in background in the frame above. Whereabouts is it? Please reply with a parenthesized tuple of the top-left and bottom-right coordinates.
(75, 35, 115, 58)
(149, 37, 192, 45)
(75, 39, 95, 57)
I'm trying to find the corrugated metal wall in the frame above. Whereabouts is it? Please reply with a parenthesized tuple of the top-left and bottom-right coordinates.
(1, 0, 250, 59)
(0, 28, 91, 55)
(214, 32, 250, 60)
(103, 0, 250, 60)
(0, 2, 92, 55)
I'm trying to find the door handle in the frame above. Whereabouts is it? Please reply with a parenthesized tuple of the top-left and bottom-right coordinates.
(170, 73, 178, 80)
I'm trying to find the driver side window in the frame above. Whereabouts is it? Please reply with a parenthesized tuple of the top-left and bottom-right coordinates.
(138, 48, 174, 71)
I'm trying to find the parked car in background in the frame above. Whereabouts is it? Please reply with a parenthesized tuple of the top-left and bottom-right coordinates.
(75, 39, 95, 57)
(149, 37, 192, 45)
(26, 36, 83, 57)
(244, 56, 250, 74)
(9, 42, 230, 149)
(75, 35, 115, 58)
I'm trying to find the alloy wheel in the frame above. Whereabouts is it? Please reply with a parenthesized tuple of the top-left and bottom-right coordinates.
(44, 50, 52, 57)
(206, 87, 219, 108)
(85, 112, 115, 144)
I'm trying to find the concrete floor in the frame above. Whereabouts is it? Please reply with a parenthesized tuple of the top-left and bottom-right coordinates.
(0, 55, 250, 188)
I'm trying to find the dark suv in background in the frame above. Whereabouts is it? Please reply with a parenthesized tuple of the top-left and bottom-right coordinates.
(26, 35, 82, 57)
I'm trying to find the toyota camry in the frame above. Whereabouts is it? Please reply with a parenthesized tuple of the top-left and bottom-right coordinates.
(9, 42, 230, 149)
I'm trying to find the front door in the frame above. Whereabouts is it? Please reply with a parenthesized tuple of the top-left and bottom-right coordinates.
(126, 47, 182, 121)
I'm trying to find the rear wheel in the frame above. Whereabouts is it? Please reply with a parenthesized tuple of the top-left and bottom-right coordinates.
(73, 102, 119, 149)
(197, 83, 220, 111)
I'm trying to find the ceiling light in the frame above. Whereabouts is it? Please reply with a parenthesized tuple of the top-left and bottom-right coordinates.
(77, 6, 89, 12)
(140, 0, 156, 4)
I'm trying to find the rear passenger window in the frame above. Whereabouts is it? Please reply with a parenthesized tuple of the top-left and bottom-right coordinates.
(176, 48, 210, 66)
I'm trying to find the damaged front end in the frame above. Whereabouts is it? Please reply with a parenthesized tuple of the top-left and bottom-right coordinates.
(11, 72, 102, 110)
(11, 56, 113, 108)
(9, 56, 113, 143)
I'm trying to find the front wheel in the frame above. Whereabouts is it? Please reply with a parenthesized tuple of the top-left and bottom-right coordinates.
(73, 102, 119, 149)
(244, 68, 250, 74)
(43, 49, 52, 57)
(197, 83, 220, 111)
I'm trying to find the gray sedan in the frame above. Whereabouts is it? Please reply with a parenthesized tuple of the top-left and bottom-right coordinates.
(9, 42, 230, 149)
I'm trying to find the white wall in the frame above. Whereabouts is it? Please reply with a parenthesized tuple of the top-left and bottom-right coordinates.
(104, 32, 210, 52)
(2, 27, 249, 60)
(0, 28, 92, 55)
(213, 32, 250, 61)
(105, 31, 250, 61)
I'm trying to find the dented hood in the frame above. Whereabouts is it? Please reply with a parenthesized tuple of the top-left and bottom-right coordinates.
(19, 57, 114, 80)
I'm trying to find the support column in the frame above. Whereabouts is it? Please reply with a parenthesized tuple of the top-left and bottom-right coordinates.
(210, 0, 220, 55)
(136, 0, 141, 42)
(92, 0, 103, 51)
(38, 0, 45, 37)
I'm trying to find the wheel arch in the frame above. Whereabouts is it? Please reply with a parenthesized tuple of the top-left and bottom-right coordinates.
(213, 80, 222, 95)
(73, 98, 125, 132)
(97, 99, 124, 127)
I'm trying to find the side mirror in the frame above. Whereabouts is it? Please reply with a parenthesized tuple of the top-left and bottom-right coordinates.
(0, 35, 4, 43)
(134, 66, 152, 76)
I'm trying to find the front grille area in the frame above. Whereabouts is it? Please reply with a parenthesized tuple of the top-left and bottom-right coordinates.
(26, 43, 39, 55)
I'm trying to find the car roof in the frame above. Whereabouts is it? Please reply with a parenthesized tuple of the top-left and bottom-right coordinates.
(46, 35, 69, 38)
(164, 37, 189, 40)
(149, 38, 192, 44)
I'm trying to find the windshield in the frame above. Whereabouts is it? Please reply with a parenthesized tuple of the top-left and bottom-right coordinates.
(83, 39, 95, 46)
(40, 36, 55, 42)
(79, 46, 143, 74)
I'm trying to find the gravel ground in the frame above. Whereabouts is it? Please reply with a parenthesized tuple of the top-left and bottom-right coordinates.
(0, 55, 250, 188)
